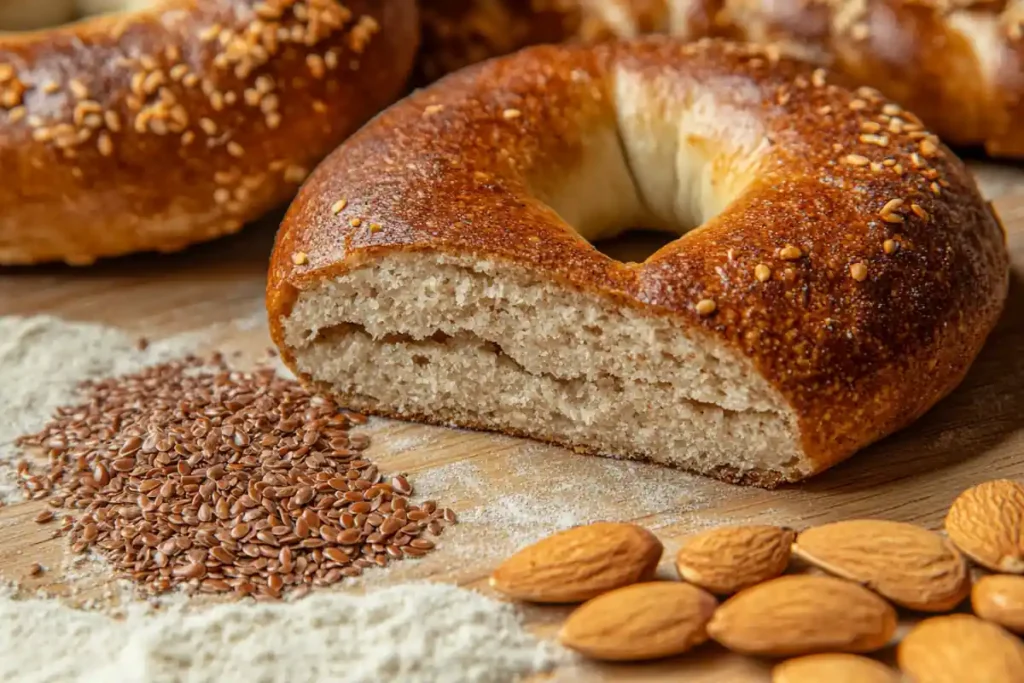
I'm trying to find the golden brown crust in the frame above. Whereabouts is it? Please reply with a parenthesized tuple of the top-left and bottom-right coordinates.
(0, 0, 418, 265)
(268, 38, 1009, 482)
(417, 0, 1024, 156)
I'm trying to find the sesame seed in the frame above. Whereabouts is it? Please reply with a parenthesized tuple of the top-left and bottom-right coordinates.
(849, 263, 868, 281)
(8, 106, 26, 123)
(291, 252, 308, 266)
(883, 239, 899, 254)
(227, 142, 245, 157)
(307, 54, 326, 79)
(423, 104, 444, 116)
(754, 264, 772, 282)
(695, 299, 717, 316)
(266, 113, 281, 129)
(870, 162, 884, 173)
(930, 182, 941, 195)
(861, 121, 882, 133)
(70, 79, 89, 99)
(811, 68, 827, 87)
(843, 154, 870, 166)
(817, 105, 833, 115)
(911, 203, 929, 221)
(349, 218, 362, 227)
(97, 133, 113, 157)
(909, 152, 924, 168)
(42, 81, 60, 94)
(0, 64, 13, 81)
(779, 244, 803, 261)
(859, 133, 889, 146)
(181, 131, 196, 146)
(881, 198, 904, 214)
(369, 223, 383, 233)
(502, 108, 522, 120)
(214, 188, 231, 204)
(199, 118, 217, 135)
(848, 99, 867, 110)
(919, 138, 939, 157)
(331, 199, 348, 214)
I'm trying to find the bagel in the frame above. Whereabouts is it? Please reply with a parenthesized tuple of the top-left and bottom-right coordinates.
(0, 0, 418, 265)
(417, 0, 1024, 156)
(268, 38, 1008, 487)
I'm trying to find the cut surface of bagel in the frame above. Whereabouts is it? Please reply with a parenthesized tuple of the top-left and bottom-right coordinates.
(268, 38, 1008, 487)
(0, 0, 418, 265)
(418, 0, 1024, 156)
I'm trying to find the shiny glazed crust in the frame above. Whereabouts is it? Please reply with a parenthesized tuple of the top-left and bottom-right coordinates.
(417, 0, 1024, 156)
(268, 39, 1009, 484)
(0, 0, 418, 265)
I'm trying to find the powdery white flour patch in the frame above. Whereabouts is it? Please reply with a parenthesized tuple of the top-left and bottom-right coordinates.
(0, 583, 567, 683)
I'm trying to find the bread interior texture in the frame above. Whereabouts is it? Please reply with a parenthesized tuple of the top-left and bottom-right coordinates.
(0, 0, 154, 31)
(281, 68, 807, 484)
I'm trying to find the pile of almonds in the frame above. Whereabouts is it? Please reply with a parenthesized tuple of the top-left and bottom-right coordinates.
(15, 356, 456, 599)
(489, 479, 1024, 682)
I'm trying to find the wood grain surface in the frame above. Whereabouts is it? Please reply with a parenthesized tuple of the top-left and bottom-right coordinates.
(0, 162, 1022, 682)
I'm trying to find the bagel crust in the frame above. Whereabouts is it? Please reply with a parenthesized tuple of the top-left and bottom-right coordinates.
(418, 0, 1024, 156)
(0, 0, 418, 265)
(268, 38, 1008, 486)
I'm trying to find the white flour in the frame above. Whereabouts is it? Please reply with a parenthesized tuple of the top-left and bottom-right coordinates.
(0, 316, 206, 502)
(0, 583, 565, 683)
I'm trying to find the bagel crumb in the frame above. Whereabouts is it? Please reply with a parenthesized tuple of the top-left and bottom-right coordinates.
(850, 263, 869, 281)
(754, 264, 772, 282)
(843, 154, 870, 166)
(695, 299, 717, 316)
(292, 252, 308, 266)
(779, 245, 803, 261)
(502, 108, 522, 120)
(911, 204, 929, 221)
(883, 239, 899, 254)
(332, 199, 348, 214)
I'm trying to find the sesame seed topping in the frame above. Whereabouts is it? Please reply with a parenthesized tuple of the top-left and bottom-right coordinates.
(502, 108, 522, 120)
(881, 198, 904, 214)
(423, 104, 444, 116)
(930, 182, 941, 195)
(919, 138, 939, 157)
(843, 154, 870, 166)
(292, 252, 308, 266)
(911, 203, 929, 221)
(369, 223, 383, 233)
(227, 142, 245, 157)
(331, 199, 348, 214)
(811, 69, 827, 87)
(860, 121, 881, 133)
(850, 263, 869, 281)
(97, 133, 113, 157)
(42, 81, 60, 94)
(859, 133, 889, 147)
(754, 264, 772, 282)
(883, 239, 899, 254)
(69, 79, 89, 99)
(349, 218, 362, 227)
(848, 99, 867, 110)
(779, 244, 803, 261)
(695, 299, 717, 316)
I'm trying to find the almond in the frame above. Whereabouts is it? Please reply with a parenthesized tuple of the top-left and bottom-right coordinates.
(973, 574, 1024, 634)
(675, 525, 795, 595)
(707, 575, 897, 656)
(558, 581, 717, 661)
(772, 653, 900, 683)
(792, 519, 970, 611)
(945, 479, 1024, 572)
(489, 522, 663, 603)
(898, 614, 1024, 683)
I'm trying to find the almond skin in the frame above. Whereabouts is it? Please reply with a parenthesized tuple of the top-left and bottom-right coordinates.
(898, 614, 1024, 683)
(489, 522, 663, 603)
(973, 574, 1024, 634)
(707, 575, 897, 657)
(945, 479, 1024, 573)
(675, 525, 795, 595)
(559, 581, 718, 661)
(772, 653, 900, 683)
(792, 519, 970, 611)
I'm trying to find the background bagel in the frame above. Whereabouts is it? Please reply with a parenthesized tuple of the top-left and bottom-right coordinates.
(417, 0, 1024, 156)
(0, 0, 418, 265)
(268, 38, 1008, 487)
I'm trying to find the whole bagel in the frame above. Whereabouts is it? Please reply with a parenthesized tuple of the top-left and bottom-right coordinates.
(0, 0, 418, 265)
(267, 38, 1008, 486)
(417, 0, 1024, 156)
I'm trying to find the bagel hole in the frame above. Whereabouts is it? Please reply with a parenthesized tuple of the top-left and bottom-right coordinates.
(0, 0, 154, 31)
(591, 228, 680, 264)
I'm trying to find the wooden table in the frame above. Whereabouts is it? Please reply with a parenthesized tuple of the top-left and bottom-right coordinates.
(1, 162, 1022, 682)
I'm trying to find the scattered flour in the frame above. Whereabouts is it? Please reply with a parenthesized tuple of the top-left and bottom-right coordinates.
(0, 583, 566, 683)
(0, 315, 209, 502)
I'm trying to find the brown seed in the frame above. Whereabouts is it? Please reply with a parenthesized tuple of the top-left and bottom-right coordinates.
(410, 539, 435, 550)
(34, 510, 54, 524)
(324, 547, 349, 564)
(338, 528, 361, 545)
(391, 476, 412, 495)
(112, 457, 136, 472)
